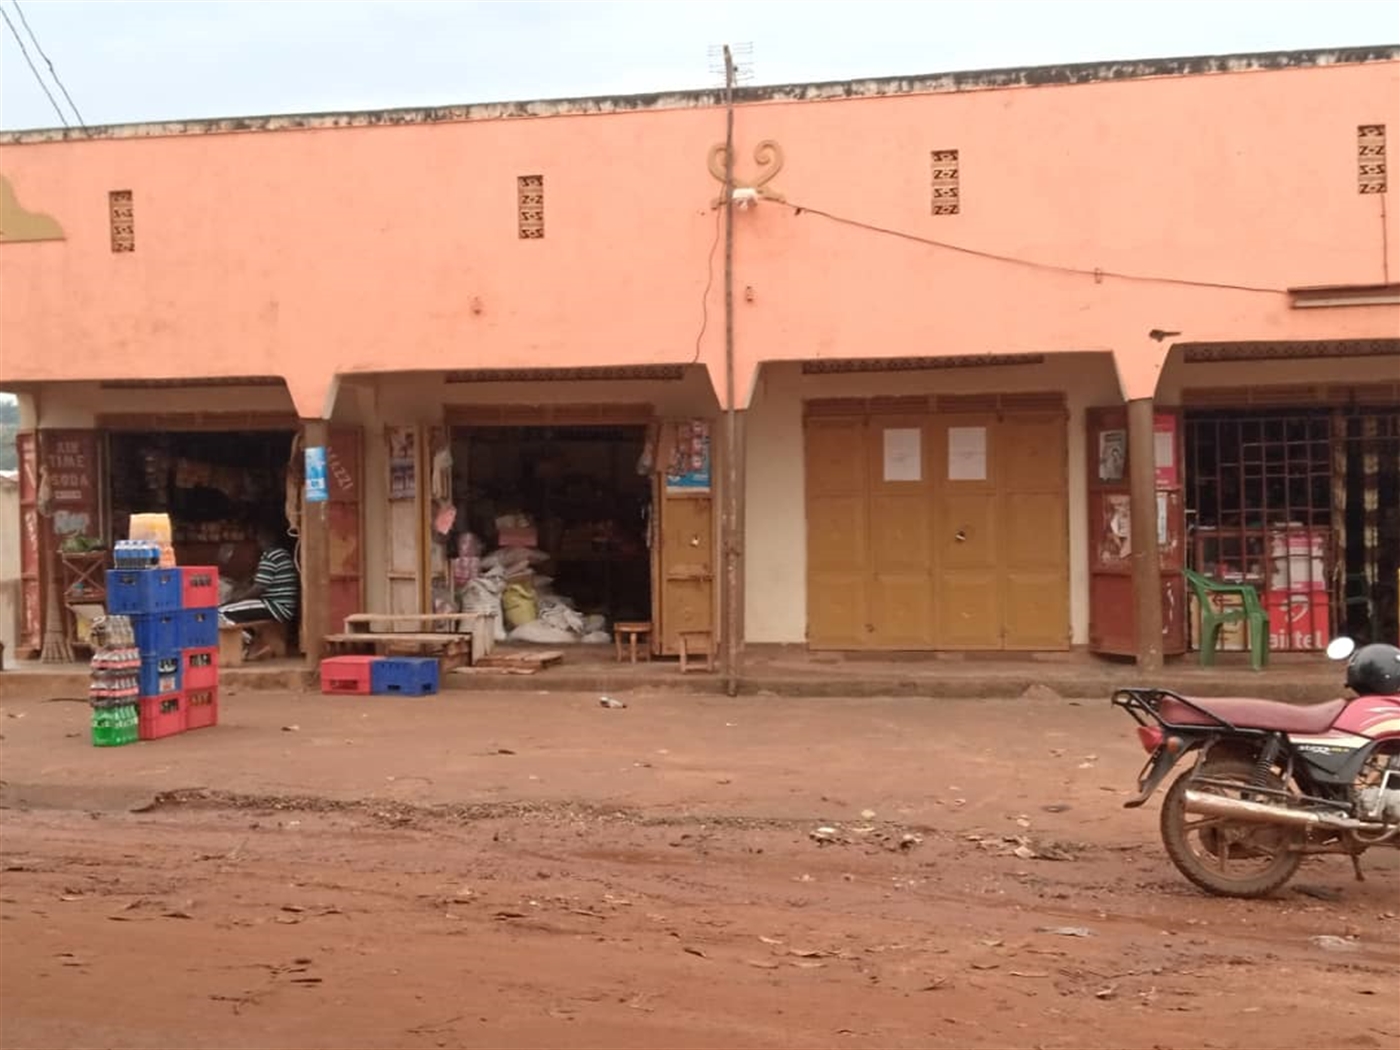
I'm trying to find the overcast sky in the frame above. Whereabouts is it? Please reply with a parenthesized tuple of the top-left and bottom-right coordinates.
(0, 0, 1395, 130)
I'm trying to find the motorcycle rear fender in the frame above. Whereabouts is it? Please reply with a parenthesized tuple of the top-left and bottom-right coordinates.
(1123, 735, 1210, 809)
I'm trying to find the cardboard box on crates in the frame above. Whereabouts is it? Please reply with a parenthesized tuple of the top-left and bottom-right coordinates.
(1189, 591, 1249, 652)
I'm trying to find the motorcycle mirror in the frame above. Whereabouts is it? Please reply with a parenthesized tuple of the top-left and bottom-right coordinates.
(1325, 637, 1356, 661)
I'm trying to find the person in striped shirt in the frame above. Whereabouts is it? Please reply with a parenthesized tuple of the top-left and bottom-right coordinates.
(220, 526, 299, 627)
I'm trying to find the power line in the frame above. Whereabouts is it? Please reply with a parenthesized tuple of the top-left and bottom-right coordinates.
(11, 0, 85, 128)
(781, 200, 1288, 296)
(0, 3, 67, 127)
(690, 204, 723, 365)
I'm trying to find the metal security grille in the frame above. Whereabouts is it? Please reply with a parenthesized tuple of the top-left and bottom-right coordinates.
(1186, 409, 1400, 651)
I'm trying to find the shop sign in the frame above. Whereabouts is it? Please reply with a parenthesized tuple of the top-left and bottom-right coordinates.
(43, 432, 96, 505)
(304, 446, 328, 503)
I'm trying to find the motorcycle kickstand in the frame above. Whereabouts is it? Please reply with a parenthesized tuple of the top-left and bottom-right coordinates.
(1350, 854, 1366, 883)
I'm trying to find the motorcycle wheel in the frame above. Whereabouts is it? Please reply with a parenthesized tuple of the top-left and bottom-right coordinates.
(1159, 758, 1304, 899)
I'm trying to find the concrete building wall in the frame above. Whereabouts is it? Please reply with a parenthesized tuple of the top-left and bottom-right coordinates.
(2, 52, 1396, 416)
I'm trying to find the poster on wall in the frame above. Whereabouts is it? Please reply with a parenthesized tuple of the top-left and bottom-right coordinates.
(387, 427, 416, 501)
(1153, 413, 1179, 488)
(947, 426, 987, 481)
(665, 419, 712, 493)
(1098, 429, 1126, 482)
(1098, 493, 1132, 565)
(304, 446, 328, 503)
(882, 428, 922, 482)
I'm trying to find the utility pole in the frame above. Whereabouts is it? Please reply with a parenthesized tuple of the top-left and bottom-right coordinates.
(721, 44, 741, 697)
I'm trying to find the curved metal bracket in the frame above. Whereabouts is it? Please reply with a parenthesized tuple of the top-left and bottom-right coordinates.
(708, 139, 786, 207)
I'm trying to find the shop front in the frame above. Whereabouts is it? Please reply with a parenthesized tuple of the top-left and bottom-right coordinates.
(13, 391, 364, 663)
(743, 355, 1124, 653)
(1157, 345, 1400, 656)
(1183, 402, 1399, 652)
(368, 369, 722, 659)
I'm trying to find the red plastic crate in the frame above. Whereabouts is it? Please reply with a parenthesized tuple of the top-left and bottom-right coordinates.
(179, 566, 220, 609)
(320, 655, 378, 695)
(138, 692, 186, 740)
(182, 647, 219, 690)
(185, 686, 219, 730)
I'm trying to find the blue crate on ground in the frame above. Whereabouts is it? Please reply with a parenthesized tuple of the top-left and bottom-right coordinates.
(370, 657, 439, 697)
(131, 611, 179, 656)
(179, 607, 220, 650)
(106, 568, 180, 615)
(138, 652, 182, 699)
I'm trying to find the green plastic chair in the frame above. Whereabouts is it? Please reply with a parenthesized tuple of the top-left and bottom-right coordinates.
(1184, 568, 1269, 671)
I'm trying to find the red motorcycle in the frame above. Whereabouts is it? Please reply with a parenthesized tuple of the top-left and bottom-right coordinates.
(1113, 638, 1400, 898)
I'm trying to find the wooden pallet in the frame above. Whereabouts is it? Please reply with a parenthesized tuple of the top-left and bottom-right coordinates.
(469, 649, 564, 673)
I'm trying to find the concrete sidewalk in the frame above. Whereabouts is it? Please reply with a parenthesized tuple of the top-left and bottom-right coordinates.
(0, 644, 1346, 702)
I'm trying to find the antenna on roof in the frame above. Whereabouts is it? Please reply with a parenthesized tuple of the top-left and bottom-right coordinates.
(707, 42, 753, 86)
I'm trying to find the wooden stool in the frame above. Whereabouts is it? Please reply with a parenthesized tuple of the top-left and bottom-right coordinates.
(613, 621, 652, 664)
(679, 630, 715, 674)
(220, 620, 288, 665)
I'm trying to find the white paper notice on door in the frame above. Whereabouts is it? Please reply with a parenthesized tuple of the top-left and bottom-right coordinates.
(883, 428, 922, 482)
(947, 426, 988, 481)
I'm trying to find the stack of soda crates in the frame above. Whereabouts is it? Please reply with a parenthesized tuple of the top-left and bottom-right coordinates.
(107, 547, 186, 740)
(178, 566, 221, 730)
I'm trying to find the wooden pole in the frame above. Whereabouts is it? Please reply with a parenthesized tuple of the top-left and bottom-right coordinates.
(300, 419, 331, 665)
(721, 44, 741, 697)
(1127, 397, 1163, 671)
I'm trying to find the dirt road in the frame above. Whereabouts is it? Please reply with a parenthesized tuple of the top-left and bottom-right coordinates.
(1, 690, 1397, 1049)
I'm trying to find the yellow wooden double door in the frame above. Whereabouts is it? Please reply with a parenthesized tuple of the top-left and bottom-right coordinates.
(806, 407, 1069, 651)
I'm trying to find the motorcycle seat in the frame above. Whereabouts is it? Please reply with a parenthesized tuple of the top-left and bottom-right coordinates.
(1159, 696, 1347, 735)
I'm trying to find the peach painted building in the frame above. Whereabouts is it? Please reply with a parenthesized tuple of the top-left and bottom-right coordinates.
(2, 45, 1398, 668)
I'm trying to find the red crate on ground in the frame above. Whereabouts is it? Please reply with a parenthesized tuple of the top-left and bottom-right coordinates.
(138, 692, 186, 740)
(182, 647, 219, 690)
(185, 687, 219, 730)
(320, 655, 378, 695)
(179, 566, 220, 609)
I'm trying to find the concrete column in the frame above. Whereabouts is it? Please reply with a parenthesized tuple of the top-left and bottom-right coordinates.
(300, 419, 331, 665)
(1127, 397, 1163, 671)
(722, 407, 746, 694)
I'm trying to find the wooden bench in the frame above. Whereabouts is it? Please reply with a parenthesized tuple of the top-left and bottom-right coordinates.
(324, 612, 496, 670)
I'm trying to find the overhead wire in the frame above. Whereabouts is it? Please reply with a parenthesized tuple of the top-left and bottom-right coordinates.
(0, 3, 67, 128)
(779, 200, 1289, 296)
(11, 0, 86, 129)
(690, 203, 723, 364)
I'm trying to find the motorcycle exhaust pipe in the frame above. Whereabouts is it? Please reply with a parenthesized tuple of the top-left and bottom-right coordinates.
(1183, 790, 1388, 833)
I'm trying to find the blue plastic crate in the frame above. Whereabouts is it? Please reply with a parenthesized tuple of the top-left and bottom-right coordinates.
(179, 608, 220, 650)
(137, 652, 182, 699)
(131, 611, 179, 656)
(106, 568, 181, 615)
(370, 657, 439, 696)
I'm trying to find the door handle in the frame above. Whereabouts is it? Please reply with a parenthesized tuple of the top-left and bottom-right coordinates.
(954, 529, 968, 543)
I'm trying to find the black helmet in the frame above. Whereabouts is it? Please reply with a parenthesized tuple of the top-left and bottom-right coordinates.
(1346, 643, 1400, 696)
